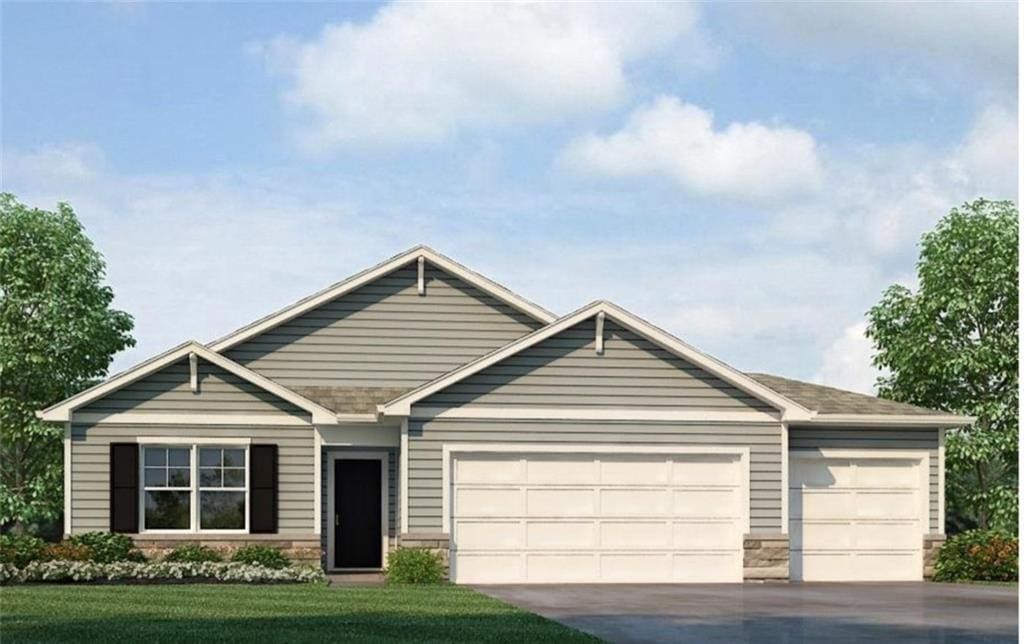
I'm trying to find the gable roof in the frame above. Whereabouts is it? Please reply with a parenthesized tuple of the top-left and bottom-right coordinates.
(38, 341, 337, 424)
(747, 373, 970, 424)
(208, 245, 556, 353)
(379, 300, 815, 420)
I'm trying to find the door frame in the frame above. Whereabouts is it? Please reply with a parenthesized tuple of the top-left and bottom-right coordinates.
(327, 451, 389, 572)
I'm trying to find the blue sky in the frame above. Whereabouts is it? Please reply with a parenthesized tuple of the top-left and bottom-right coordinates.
(2, 2, 1018, 391)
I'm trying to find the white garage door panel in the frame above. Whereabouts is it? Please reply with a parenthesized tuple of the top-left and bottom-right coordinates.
(528, 521, 595, 548)
(790, 452, 926, 582)
(451, 451, 747, 584)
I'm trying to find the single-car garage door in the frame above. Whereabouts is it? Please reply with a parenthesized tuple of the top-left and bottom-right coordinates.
(447, 448, 748, 584)
(789, 450, 928, 582)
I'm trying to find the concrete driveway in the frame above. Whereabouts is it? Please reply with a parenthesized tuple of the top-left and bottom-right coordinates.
(478, 582, 1018, 643)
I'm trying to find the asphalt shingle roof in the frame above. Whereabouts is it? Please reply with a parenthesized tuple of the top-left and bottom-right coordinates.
(746, 372, 954, 416)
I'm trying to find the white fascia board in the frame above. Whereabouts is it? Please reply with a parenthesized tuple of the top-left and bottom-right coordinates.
(410, 406, 781, 423)
(381, 300, 811, 419)
(797, 414, 975, 428)
(208, 245, 555, 353)
(72, 412, 312, 427)
(39, 341, 336, 425)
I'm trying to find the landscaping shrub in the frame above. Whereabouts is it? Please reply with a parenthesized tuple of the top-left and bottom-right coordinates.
(41, 541, 93, 562)
(934, 530, 1018, 582)
(163, 544, 223, 563)
(68, 532, 146, 563)
(0, 535, 46, 567)
(0, 561, 325, 584)
(385, 548, 445, 584)
(231, 545, 290, 569)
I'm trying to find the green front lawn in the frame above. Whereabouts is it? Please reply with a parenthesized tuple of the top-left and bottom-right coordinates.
(1, 583, 598, 643)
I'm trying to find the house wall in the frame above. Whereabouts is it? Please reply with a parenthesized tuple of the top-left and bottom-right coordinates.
(69, 422, 316, 534)
(225, 263, 543, 390)
(406, 418, 784, 534)
(78, 358, 308, 419)
(419, 319, 773, 411)
(788, 426, 941, 532)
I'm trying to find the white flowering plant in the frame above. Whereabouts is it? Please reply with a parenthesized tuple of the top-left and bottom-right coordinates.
(0, 560, 326, 584)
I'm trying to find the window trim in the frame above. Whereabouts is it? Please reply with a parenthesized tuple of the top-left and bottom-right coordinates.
(138, 443, 250, 535)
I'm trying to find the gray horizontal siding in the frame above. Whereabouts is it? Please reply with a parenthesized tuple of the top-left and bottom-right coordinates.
(789, 426, 942, 532)
(420, 319, 772, 411)
(320, 447, 397, 567)
(227, 264, 542, 388)
(70, 423, 315, 533)
(408, 419, 783, 534)
(80, 358, 307, 418)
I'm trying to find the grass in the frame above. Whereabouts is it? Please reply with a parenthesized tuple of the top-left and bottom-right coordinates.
(1, 583, 599, 643)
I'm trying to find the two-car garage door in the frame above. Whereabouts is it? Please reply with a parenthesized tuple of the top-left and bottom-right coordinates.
(448, 450, 747, 584)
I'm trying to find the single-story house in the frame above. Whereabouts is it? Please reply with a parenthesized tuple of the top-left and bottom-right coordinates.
(39, 246, 972, 583)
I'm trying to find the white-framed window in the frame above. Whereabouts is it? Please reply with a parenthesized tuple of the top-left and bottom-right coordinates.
(140, 444, 249, 533)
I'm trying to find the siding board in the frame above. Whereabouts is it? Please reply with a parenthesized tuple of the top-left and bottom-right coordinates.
(227, 264, 542, 388)
(79, 359, 308, 419)
(420, 319, 772, 411)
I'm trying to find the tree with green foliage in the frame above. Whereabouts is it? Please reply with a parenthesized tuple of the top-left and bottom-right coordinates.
(867, 199, 1018, 533)
(0, 194, 135, 531)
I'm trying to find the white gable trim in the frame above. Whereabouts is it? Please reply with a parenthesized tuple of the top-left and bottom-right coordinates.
(208, 245, 555, 353)
(38, 341, 336, 425)
(379, 300, 814, 420)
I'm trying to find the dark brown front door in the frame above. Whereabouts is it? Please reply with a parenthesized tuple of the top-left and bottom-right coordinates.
(334, 459, 382, 568)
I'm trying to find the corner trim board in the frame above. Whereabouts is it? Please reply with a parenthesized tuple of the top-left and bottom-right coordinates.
(313, 429, 323, 536)
(780, 422, 788, 535)
(63, 422, 71, 535)
(938, 428, 946, 534)
(400, 418, 409, 534)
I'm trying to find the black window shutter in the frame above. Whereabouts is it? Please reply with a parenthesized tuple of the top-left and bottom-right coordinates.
(250, 444, 278, 533)
(109, 443, 139, 533)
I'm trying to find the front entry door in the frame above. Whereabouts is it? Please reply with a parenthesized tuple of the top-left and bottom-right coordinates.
(334, 459, 382, 568)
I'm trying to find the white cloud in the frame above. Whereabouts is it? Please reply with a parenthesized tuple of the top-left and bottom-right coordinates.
(756, 102, 1018, 257)
(813, 322, 878, 395)
(740, 2, 1017, 94)
(560, 96, 824, 204)
(2, 142, 105, 184)
(254, 3, 704, 150)
(947, 104, 1019, 201)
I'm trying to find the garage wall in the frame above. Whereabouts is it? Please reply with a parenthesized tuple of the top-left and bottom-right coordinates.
(407, 418, 783, 534)
(420, 319, 773, 411)
(70, 421, 316, 534)
(789, 426, 941, 532)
